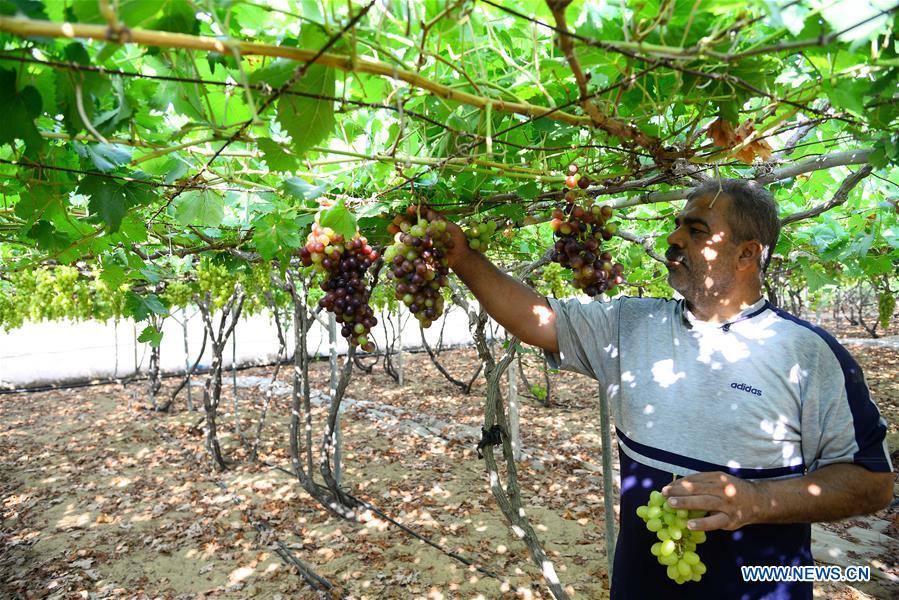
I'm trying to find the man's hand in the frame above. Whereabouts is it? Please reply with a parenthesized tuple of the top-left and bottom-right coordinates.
(662, 471, 766, 532)
(423, 209, 468, 269)
(422, 209, 559, 352)
(662, 464, 893, 531)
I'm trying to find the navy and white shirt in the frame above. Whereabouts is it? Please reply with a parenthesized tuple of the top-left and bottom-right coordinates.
(547, 296, 892, 600)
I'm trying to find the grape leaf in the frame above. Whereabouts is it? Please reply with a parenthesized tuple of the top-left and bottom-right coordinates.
(137, 264, 165, 284)
(206, 52, 237, 74)
(517, 181, 540, 200)
(282, 177, 326, 201)
(25, 220, 71, 252)
(55, 43, 110, 137)
(124, 291, 169, 321)
(252, 212, 310, 260)
(74, 143, 132, 172)
(138, 325, 164, 347)
(248, 59, 296, 88)
(0, 0, 47, 18)
(496, 204, 526, 222)
(99, 254, 128, 288)
(151, 0, 198, 35)
(71, 0, 161, 26)
(94, 78, 133, 134)
(77, 175, 157, 232)
(275, 29, 335, 157)
(0, 68, 43, 157)
(320, 200, 357, 240)
(825, 79, 867, 116)
(356, 200, 390, 219)
(257, 138, 298, 172)
(173, 189, 224, 227)
(162, 157, 190, 184)
(800, 260, 836, 292)
(115, 215, 149, 245)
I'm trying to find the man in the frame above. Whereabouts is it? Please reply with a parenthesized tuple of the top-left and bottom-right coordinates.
(441, 179, 894, 598)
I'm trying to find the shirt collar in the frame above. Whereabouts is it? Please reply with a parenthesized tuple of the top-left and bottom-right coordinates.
(681, 297, 768, 331)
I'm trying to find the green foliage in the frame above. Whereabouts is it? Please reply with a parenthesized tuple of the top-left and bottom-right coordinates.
(276, 61, 335, 157)
(0, 0, 896, 331)
(124, 291, 169, 321)
(73, 143, 132, 172)
(252, 211, 310, 260)
(319, 200, 357, 241)
(138, 324, 164, 347)
(0, 68, 43, 157)
(77, 175, 157, 232)
(54, 42, 111, 137)
(257, 138, 298, 172)
(282, 177, 326, 201)
(173, 189, 225, 227)
(0, 0, 47, 19)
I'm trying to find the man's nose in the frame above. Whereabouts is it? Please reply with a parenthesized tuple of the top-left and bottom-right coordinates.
(666, 227, 683, 248)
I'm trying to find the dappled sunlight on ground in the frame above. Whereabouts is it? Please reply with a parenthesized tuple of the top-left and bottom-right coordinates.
(0, 327, 896, 598)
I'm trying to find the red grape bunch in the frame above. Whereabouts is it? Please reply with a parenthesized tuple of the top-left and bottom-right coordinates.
(550, 165, 625, 297)
(299, 222, 379, 352)
(383, 206, 452, 328)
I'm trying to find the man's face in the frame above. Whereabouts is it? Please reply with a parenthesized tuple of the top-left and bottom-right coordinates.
(665, 194, 741, 306)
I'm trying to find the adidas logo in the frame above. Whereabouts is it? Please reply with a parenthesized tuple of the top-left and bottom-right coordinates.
(731, 382, 762, 397)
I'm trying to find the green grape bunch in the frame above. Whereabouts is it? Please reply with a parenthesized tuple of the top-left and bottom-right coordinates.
(196, 261, 240, 309)
(161, 280, 195, 309)
(464, 219, 497, 252)
(878, 291, 895, 331)
(636, 489, 709, 585)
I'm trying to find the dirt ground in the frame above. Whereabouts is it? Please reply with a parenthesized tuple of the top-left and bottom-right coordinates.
(1, 316, 897, 599)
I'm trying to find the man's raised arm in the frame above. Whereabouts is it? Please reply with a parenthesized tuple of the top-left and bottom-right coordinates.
(439, 216, 559, 353)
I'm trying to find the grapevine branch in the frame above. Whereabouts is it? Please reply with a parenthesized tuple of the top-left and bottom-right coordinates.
(607, 148, 876, 209)
(480, 337, 571, 600)
(781, 165, 874, 225)
(608, 163, 876, 265)
(418, 324, 479, 393)
(73, 81, 109, 144)
(615, 229, 667, 263)
(6, 51, 853, 208)
(546, 0, 662, 155)
(449, 273, 573, 599)
(376, 62, 666, 199)
(480, 0, 869, 126)
(755, 149, 875, 184)
(0, 51, 630, 185)
(717, 4, 899, 61)
(0, 53, 645, 172)
(148, 0, 379, 222)
(0, 158, 269, 194)
(461, 145, 871, 213)
(0, 54, 530, 155)
(0, 15, 592, 127)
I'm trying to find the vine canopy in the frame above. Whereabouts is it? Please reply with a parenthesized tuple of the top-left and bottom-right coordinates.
(0, 0, 897, 328)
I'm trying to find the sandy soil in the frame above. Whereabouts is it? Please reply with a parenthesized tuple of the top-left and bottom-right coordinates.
(1, 317, 897, 599)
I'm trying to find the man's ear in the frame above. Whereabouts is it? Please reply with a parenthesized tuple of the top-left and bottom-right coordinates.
(736, 240, 763, 272)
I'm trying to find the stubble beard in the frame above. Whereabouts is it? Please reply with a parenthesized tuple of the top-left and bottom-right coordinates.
(667, 262, 736, 308)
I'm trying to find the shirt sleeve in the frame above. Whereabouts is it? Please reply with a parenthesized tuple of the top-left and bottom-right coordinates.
(545, 296, 621, 384)
(800, 334, 893, 474)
